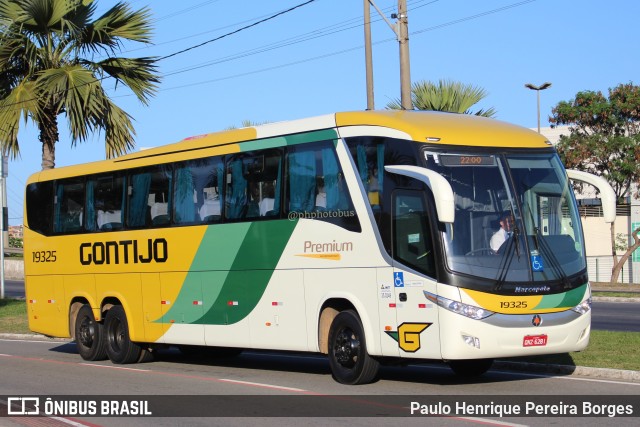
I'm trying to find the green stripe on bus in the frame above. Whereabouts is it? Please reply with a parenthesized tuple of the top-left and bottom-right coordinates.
(534, 284, 587, 310)
(156, 219, 297, 325)
(195, 219, 297, 325)
(239, 129, 338, 152)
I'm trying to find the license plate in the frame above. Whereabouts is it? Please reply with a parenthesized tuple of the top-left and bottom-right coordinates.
(523, 334, 547, 347)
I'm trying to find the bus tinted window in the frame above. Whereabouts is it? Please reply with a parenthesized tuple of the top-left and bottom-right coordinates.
(174, 157, 224, 225)
(286, 140, 359, 232)
(54, 178, 85, 234)
(87, 174, 125, 232)
(127, 165, 172, 228)
(26, 181, 53, 235)
(225, 150, 281, 221)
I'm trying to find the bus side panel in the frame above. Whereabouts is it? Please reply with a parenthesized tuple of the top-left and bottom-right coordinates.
(160, 272, 204, 345)
(140, 273, 164, 343)
(304, 268, 380, 355)
(26, 275, 68, 338)
(95, 273, 144, 341)
(249, 269, 307, 351)
(64, 274, 96, 319)
(376, 267, 400, 357)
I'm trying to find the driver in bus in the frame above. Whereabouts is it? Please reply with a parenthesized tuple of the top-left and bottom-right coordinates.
(490, 212, 513, 252)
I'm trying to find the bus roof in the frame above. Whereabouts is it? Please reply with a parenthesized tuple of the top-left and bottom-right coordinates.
(27, 110, 550, 183)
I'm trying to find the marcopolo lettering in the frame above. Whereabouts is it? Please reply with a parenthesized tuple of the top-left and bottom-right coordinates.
(80, 238, 168, 265)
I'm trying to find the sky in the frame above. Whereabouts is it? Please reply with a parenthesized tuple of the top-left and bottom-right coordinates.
(5, 0, 638, 226)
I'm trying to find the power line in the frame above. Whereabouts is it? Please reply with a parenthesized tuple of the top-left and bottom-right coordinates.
(158, 0, 318, 61)
(0, 0, 318, 112)
(147, 0, 536, 94)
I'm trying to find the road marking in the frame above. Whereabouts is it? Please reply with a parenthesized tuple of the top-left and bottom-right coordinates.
(218, 378, 307, 392)
(79, 363, 150, 372)
(453, 417, 529, 427)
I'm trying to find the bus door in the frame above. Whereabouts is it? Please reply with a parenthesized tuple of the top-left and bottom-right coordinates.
(390, 189, 441, 359)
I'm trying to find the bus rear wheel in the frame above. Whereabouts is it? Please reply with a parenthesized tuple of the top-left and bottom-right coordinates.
(328, 310, 379, 385)
(448, 358, 494, 377)
(104, 305, 151, 364)
(75, 304, 107, 361)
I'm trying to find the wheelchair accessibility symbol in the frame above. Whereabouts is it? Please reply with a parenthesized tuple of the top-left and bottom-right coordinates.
(531, 254, 544, 272)
(394, 272, 405, 287)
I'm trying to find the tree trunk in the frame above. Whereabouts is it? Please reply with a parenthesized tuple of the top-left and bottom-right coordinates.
(610, 222, 617, 281)
(38, 108, 59, 170)
(611, 226, 640, 283)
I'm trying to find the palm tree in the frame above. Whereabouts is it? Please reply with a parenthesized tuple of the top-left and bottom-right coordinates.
(387, 79, 497, 117)
(0, 0, 160, 169)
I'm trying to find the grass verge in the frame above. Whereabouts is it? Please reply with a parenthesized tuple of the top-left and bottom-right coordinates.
(1, 299, 639, 371)
(0, 298, 29, 334)
(500, 330, 640, 371)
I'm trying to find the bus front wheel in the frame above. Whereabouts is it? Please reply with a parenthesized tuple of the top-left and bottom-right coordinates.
(75, 304, 107, 361)
(104, 305, 151, 364)
(448, 358, 494, 377)
(328, 310, 379, 385)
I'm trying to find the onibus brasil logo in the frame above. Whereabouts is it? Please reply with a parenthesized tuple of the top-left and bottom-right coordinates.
(385, 322, 431, 352)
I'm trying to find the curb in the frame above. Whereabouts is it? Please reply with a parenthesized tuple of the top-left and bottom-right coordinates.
(1, 333, 638, 383)
(494, 361, 640, 382)
(592, 296, 640, 303)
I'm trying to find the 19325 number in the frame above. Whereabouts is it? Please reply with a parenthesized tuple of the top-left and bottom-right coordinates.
(32, 250, 57, 263)
(500, 300, 528, 309)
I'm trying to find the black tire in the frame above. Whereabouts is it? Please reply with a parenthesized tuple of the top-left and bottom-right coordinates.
(74, 304, 107, 361)
(104, 305, 147, 364)
(328, 310, 380, 385)
(448, 358, 494, 377)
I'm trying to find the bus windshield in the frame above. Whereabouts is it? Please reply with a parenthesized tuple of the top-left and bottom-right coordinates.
(423, 151, 586, 284)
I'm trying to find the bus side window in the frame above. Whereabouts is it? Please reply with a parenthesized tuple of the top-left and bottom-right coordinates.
(127, 165, 172, 228)
(54, 179, 85, 234)
(87, 174, 124, 232)
(26, 181, 54, 235)
(392, 190, 436, 278)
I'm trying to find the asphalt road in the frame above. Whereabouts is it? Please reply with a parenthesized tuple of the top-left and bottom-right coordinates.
(0, 337, 638, 427)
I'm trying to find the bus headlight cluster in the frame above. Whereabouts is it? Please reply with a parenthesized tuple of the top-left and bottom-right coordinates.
(570, 298, 591, 315)
(423, 291, 494, 320)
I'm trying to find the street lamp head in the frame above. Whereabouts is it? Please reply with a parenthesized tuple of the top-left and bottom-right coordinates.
(525, 82, 552, 91)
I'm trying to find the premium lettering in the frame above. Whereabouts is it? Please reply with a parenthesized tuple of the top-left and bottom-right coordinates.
(80, 238, 168, 265)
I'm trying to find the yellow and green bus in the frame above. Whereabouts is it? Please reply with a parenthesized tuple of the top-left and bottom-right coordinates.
(24, 110, 616, 384)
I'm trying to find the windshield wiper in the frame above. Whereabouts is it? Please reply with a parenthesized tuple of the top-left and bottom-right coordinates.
(494, 207, 521, 291)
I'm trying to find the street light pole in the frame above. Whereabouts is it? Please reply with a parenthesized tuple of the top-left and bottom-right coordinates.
(525, 82, 552, 133)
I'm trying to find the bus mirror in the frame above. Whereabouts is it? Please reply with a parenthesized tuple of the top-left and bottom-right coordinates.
(384, 165, 455, 223)
(566, 169, 617, 223)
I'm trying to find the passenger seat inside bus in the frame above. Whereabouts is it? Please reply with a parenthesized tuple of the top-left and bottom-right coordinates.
(150, 198, 169, 225)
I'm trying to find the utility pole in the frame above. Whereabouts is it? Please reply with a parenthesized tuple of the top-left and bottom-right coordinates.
(364, 0, 413, 110)
(364, 0, 374, 110)
(397, 0, 412, 110)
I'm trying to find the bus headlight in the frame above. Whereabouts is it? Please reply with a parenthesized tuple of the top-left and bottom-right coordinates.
(571, 298, 591, 315)
(423, 291, 494, 320)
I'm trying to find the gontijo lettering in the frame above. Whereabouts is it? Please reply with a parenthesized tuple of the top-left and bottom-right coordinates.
(80, 238, 168, 265)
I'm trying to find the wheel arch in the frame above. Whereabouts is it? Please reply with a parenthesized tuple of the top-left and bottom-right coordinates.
(317, 296, 379, 355)
(68, 297, 91, 340)
(99, 296, 144, 342)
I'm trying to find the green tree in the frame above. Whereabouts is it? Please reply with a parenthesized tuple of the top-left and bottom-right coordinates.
(0, 0, 160, 170)
(386, 79, 496, 117)
(550, 82, 640, 283)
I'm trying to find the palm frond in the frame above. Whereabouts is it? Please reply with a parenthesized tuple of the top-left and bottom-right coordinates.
(0, 79, 42, 157)
(98, 56, 159, 104)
